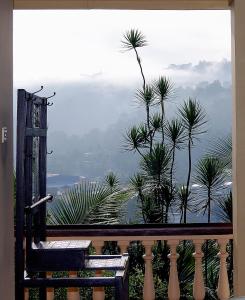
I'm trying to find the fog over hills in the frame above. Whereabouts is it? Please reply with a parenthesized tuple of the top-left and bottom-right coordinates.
(14, 59, 232, 183)
(48, 61, 232, 182)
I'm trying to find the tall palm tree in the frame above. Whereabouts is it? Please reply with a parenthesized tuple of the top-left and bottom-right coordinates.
(140, 143, 171, 222)
(154, 76, 174, 143)
(121, 29, 148, 91)
(194, 156, 226, 287)
(179, 98, 207, 223)
(165, 118, 185, 200)
(194, 156, 225, 223)
(136, 85, 156, 150)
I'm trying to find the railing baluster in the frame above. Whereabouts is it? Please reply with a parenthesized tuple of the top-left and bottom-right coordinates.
(217, 239, 230, 300)
(168, 240, 180, 300)
(46, 272, 54, 300)
(193, 239, 205, 300)
(67, 272, 80, 300)
(93, 240, 105, 300)
(24, 288, 29, 300)
(118, 240, 129, 254)
(143, 240, 155, 300)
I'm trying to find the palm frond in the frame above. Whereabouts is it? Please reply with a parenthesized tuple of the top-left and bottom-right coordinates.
(48, 181, 112, 225)
(85, 190, 132, 225)
(105, 172, 119, 191)
(135, 85, 155, 107)
(150, 113, 163, 132)
(178, 98, 207, 137)
(165, 118, 185, 149)
(121, 29, 148, 50)
(216, 191, 232, 223)
(194, 157, 225, 190)
(208, 135, 232, 168)
(124, 126, 146, 152)
(140, 143, 171, 182)
(130, 173, 145, 192)
(153, 76, 174, 103)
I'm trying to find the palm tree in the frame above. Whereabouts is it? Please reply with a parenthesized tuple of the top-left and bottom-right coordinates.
(194, 156, 225, 223)
(194, 156, 226, 287)
(140, 143, 171, 222)
(165, 118, 185, 200)
(179, 98, 207, 223)
(154, 76, 174, 143)
(121, 29, 147, 90)
(136, 85, 156, 150)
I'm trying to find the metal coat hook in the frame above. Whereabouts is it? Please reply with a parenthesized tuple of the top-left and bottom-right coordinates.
(32, 86, 44, 95)
(47, 150, 53, 155)
(46, 92, 56, 106)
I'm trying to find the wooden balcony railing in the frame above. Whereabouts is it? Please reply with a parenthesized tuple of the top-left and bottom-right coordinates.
(24, 223, 233, 300)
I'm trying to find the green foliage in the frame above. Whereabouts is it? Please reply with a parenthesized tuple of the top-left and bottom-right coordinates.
(165, 118, 185, 150)
(216, 191, 232, 223)
(141, 143, 171, 182)
(121, 29, 148, 50)
(209, 135, 232, 169)
(48, 180, 129, 225)
(154, 76, 174, 104)
(136, 85, 155, 107)
(105, 172, 119, 191)
(195, 157, 225, 190)
(124, 125, 147, 153)
(194, 156, 226, 222)
(179, 98, 207, 138)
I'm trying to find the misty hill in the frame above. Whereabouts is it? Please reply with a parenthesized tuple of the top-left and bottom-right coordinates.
(46, 78, 231, 183)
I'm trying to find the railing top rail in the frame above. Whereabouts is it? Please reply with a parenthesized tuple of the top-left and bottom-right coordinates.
(46, 223, 232, 237)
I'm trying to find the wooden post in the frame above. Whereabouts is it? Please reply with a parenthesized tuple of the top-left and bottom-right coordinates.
(143, 240, 155, 300)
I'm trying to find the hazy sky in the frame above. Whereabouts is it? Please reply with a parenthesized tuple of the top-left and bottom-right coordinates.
(14, 10, 231, 87)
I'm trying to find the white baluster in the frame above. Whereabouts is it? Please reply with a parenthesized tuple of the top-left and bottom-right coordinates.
(168, 240, 180, 300)
(193, 239, 205, 300)
(142, 240, 155, 300)
(217, 239, 230, 300)
(67, 272, 80, 300)
(118, 240, 128, 254)
(46, 272, 54, 300)
(93, 241, 105, 300)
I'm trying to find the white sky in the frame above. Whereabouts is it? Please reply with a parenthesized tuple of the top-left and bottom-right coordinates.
(14, 10, 231, 86)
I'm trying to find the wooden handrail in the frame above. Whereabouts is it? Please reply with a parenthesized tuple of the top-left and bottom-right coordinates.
(45, 223, 232, 237)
